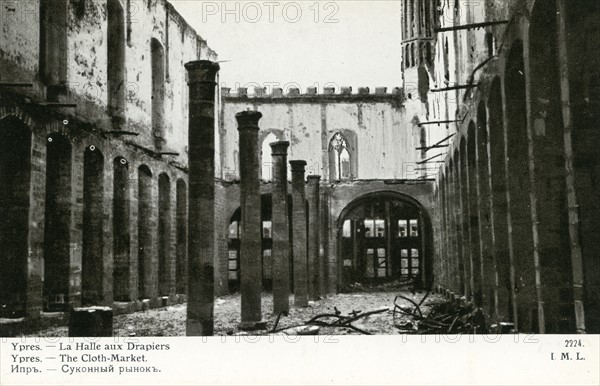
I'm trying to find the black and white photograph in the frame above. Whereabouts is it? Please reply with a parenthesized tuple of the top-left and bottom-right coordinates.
(0, 0, 598, 384)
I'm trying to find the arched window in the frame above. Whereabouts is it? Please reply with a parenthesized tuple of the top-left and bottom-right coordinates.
(261, 133, 278, 181)
(485, 33, 496, 58)
(426, 42, 432, 66)
(151, 38, 165, 149)
(411, 43, 416, 67)
(420, 126, 427, 159)
(107, 0, 126, 117)
(329, 132, 351, 180)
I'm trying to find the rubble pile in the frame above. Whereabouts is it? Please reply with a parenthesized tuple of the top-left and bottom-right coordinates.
(393, 292, 488, 334)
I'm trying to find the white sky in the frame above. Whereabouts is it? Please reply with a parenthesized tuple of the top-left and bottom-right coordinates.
(170, 1, 403, 93)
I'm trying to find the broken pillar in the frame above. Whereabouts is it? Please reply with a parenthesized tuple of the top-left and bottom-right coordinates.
(69, 307, 113, 337)
(185, 60, 220, 336)
(307, 175, 321, 300)
(270, 141, 291, 315)
(290, 160, 309, 307)
(237, 110, 265, 329)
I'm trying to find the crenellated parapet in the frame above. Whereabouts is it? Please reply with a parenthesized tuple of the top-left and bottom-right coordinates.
(222, 86, 405, 104)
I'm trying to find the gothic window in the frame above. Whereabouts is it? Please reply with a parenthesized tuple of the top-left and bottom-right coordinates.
(486, 33, 496, 58)
(151, 38, 165, 148)
(329, 132, 351, 180)
(108, 0, 126, 117)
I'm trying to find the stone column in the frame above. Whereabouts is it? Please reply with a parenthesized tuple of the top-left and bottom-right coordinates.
(290, 160, 308, 307)
(270, 141, 291, 315)
(185, 60, 219, 336)
(237, 111, 264, 329)
(306, 175, 321, 300)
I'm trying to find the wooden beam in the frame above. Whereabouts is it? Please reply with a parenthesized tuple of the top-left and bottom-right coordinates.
(430, 84, 480, 93)
(417, 153, 444, 165)
(419, 120, 458, 125)
(104, 130, 140, 136)
(34, 102, 77, 108)
(0, 83, 34, 88)
(434, 20, 509, 33)
(416, 144, 449, 150)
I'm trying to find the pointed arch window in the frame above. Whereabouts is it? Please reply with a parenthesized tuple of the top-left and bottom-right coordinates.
(329, 132, 351, 180)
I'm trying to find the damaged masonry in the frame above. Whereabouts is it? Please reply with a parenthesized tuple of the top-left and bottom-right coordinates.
(0, 0, 599, 337)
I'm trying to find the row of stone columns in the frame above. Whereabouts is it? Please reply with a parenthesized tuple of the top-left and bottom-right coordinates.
(184, 59, 324, 335)
(236, 113, 323, 329)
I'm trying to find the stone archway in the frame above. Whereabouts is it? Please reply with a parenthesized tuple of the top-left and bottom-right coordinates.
(0, 116, 32, 317)
(336, 191, 434, 290)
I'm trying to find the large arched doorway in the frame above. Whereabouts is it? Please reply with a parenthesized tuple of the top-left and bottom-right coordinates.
(564, 0, 600, 334)
(506, 39, 537, 332)
(488, 76, 513, 323)
(0, 116, 32, 317)
(43, 133, 72, 311)
(336, 192, 433, 289)
(529, 0, 574, 333)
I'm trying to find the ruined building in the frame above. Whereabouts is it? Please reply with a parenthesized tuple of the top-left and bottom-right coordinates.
(418, 0, 599, 333)
(0, 0, 218, 318)
(1, 0, 598, 335)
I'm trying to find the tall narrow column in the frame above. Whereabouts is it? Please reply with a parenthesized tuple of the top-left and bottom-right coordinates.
(270, 141, 291, 314)
(185, 60, 219, 336)
(306, 175, 321, 300)
(290, 160, 308, 307)
(237, 111, 264, 329)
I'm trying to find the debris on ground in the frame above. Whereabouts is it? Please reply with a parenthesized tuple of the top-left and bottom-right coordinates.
(341, 278, 414, 293)
(392, 291, 488, 334)
(269, 307, 390, 335)
(26, 290, 454, 337)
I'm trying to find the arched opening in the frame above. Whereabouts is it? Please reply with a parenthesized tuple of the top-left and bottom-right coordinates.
(477, 101, 495, 316)
(447, 164, 457, 292)
(439, 173, 448, 289)
(403, 0, 408, 39)
(459, 138, 472, 299)
(424, 0, 431, 36)
(261, 133, 278, 181)
(408, 0, 415, 37)
(40, 0, 68, 94)
(113, 156, 131, 302)
(529, 0, 573, 333)
(151, 38, 165, 149)
(0, 117, 31, 317)
(137, 165, 154, 300)
(82, 146, 105, 306)
(404, 45, 410, 68)
(43, 134, 72, 311)
(337, 192, 434, 289)
(419, 126, 427, 159)
(506, 40, 537, 332)
(175, 179, 187, 294)
(489, 76, 513, 322)
(485, 32, 495, 58)
(426, 42, 432, 67)
(328, 132, 351, 180)
(107, 0, 126, 118)
(452, 149, 466, 296)
(158, 173, 172, 297)
(467, 122, 482, 305)
(447, 159, 461, 293)
(228, 194, 294, 292)
(565, 0, 600, 334)
(411, 43, 416, 67)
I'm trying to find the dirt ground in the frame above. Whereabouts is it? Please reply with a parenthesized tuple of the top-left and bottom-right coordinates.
(25, 289, 443, 337)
